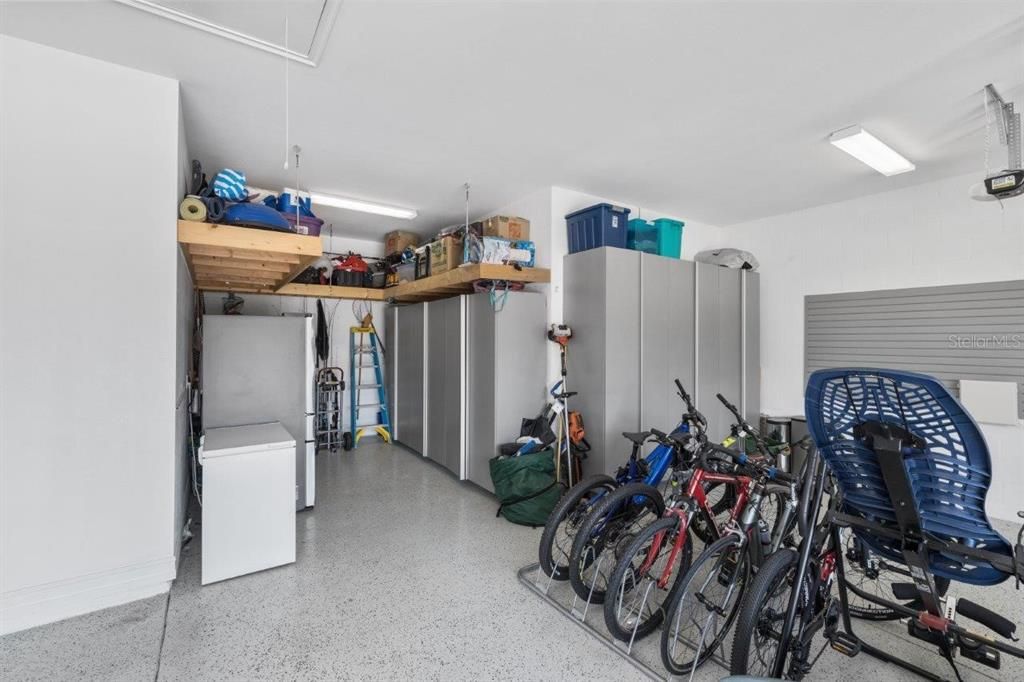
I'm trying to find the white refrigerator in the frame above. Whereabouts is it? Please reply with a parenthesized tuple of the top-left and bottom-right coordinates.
(201, 314, 315, 510)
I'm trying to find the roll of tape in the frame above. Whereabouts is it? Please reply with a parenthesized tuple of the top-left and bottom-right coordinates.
(179, 195, 208, 221)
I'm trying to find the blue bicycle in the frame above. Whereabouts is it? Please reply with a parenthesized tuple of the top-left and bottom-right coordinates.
(538, 380, 713, 582)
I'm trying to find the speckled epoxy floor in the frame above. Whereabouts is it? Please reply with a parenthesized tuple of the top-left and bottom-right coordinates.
(2, 444, 1022, 681)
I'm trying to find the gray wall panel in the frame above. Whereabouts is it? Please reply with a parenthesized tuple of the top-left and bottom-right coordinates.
(805, 280, 1024, 418)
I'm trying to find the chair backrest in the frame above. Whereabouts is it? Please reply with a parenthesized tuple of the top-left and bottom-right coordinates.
(805, 368, 1011, 585)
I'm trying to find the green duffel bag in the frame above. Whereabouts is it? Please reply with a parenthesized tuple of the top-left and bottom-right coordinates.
(489, 448, 562, 527)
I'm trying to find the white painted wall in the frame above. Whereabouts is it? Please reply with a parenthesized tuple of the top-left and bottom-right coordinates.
(174, 102, 194, 566)
(201, 235, 386, 435)
(721, 171, 1024, 521)
(0, 36, 180, 633)
(493, 186, 724, 384)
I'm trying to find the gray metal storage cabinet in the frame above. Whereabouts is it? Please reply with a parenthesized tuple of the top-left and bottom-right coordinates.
(388, 292, 546, 489)
(465, 292, 547, 492)
(564, 248, 759, 478)
(389, 304, 426, 454)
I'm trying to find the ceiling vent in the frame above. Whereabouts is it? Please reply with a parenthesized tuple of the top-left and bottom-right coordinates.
(114, 0, 341, 66)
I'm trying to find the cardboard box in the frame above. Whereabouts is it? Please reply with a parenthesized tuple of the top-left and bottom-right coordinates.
(482, 215, 530, 241)
(428, 234, 463, 275)
(384, 230, 419, 255)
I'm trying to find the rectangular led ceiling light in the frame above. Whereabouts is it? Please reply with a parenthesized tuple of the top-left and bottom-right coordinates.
(286, 188, 418, 220)
(829, 125, 916, 176)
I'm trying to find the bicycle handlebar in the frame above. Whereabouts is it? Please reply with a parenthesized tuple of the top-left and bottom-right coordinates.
(704, 442, 796, 483)
(716, 392, 772, 460)
(675, 378, 708, 431)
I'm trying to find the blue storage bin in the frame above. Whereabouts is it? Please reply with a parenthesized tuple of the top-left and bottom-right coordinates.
(627, 219, 659, 254)
(566, 203, 631, 254)
(652, 218, 684, 258)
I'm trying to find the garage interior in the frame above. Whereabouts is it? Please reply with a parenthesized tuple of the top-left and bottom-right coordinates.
(1, 2, 1023, 681)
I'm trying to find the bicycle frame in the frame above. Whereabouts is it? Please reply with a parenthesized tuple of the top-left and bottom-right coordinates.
(644, 468, 753, 589)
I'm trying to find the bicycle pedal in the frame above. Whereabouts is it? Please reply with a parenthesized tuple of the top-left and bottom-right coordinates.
(829, 631, 861, 657)
(960, 639, 1000, 670)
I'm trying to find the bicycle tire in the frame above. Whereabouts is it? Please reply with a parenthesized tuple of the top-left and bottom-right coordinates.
(661, 533, 750, 675)
(729, 548, 801, 677)
(567, 482, 665, 604)
(602, 516, 694, 642)
(538, 474, 617, 580)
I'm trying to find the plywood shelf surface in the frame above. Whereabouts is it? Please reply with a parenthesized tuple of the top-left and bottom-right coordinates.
(178, 220, 549, 302)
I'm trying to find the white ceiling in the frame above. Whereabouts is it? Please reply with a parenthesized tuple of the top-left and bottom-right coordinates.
(2, 1, 1022, 238)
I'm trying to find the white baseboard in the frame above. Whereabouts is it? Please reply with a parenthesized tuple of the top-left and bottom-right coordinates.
(1, 556, 175, 635)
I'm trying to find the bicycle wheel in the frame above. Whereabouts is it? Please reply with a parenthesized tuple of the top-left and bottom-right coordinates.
(568, 482, 665, 604)
(661, 533, 750, 675)
(538, 474, 617, 580)
(729, 548, 804, 677)
(603, 516, 694, 642)
(842, 531, 950, 620)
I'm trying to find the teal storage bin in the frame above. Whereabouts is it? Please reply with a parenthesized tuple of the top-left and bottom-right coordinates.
(652, 218, 684, 258)
(627, 219, 659, 254)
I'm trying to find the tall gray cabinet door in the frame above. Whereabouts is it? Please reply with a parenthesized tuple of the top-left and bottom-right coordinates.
(697, 264, 743, 440)
(565, 248, 610, 476)
(641, 254, 695, 437)
(742, 271, 761, 426)
(395, 304, 425, 454)
(602, 248, 642, 469)
(696, 263, 721, 437)
(565, 247, 641, 477)
(465, 295, 496, 490)
(425, 300, 447, 462)
(442, 297, 464, 476)
(426, 297, 462, 473)
(385, 307, 396, 440)
(717, 267, 743, 436)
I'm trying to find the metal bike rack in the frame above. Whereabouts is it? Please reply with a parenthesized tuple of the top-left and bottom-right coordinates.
(516, 562, 730, 681)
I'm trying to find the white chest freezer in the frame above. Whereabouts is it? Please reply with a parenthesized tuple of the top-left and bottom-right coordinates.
(199, 422, 296, 585)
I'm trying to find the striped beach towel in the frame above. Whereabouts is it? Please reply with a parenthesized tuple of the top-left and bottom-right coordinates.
(212, 168, 247, 201)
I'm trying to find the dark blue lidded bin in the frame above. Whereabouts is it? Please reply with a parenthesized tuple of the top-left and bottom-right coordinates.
(566, 203, 631, 254)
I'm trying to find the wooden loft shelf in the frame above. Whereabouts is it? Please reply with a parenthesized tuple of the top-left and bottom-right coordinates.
(388, 263, 550, 302)
(276, 283, 385, 301)
(177, 220, 550, 301)
(178, 220, 321, 293)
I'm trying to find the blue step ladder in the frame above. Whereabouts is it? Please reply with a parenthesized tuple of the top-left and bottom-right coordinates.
(348, 325, 391, 449)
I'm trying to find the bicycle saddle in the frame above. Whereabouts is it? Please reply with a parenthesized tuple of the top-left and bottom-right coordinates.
(806, 368, 1014, 586)
(621, 431, 651, 446)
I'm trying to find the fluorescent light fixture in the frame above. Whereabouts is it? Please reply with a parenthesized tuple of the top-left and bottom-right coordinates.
(285, 188, 417, 220)
(829, 125, 915, 176)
